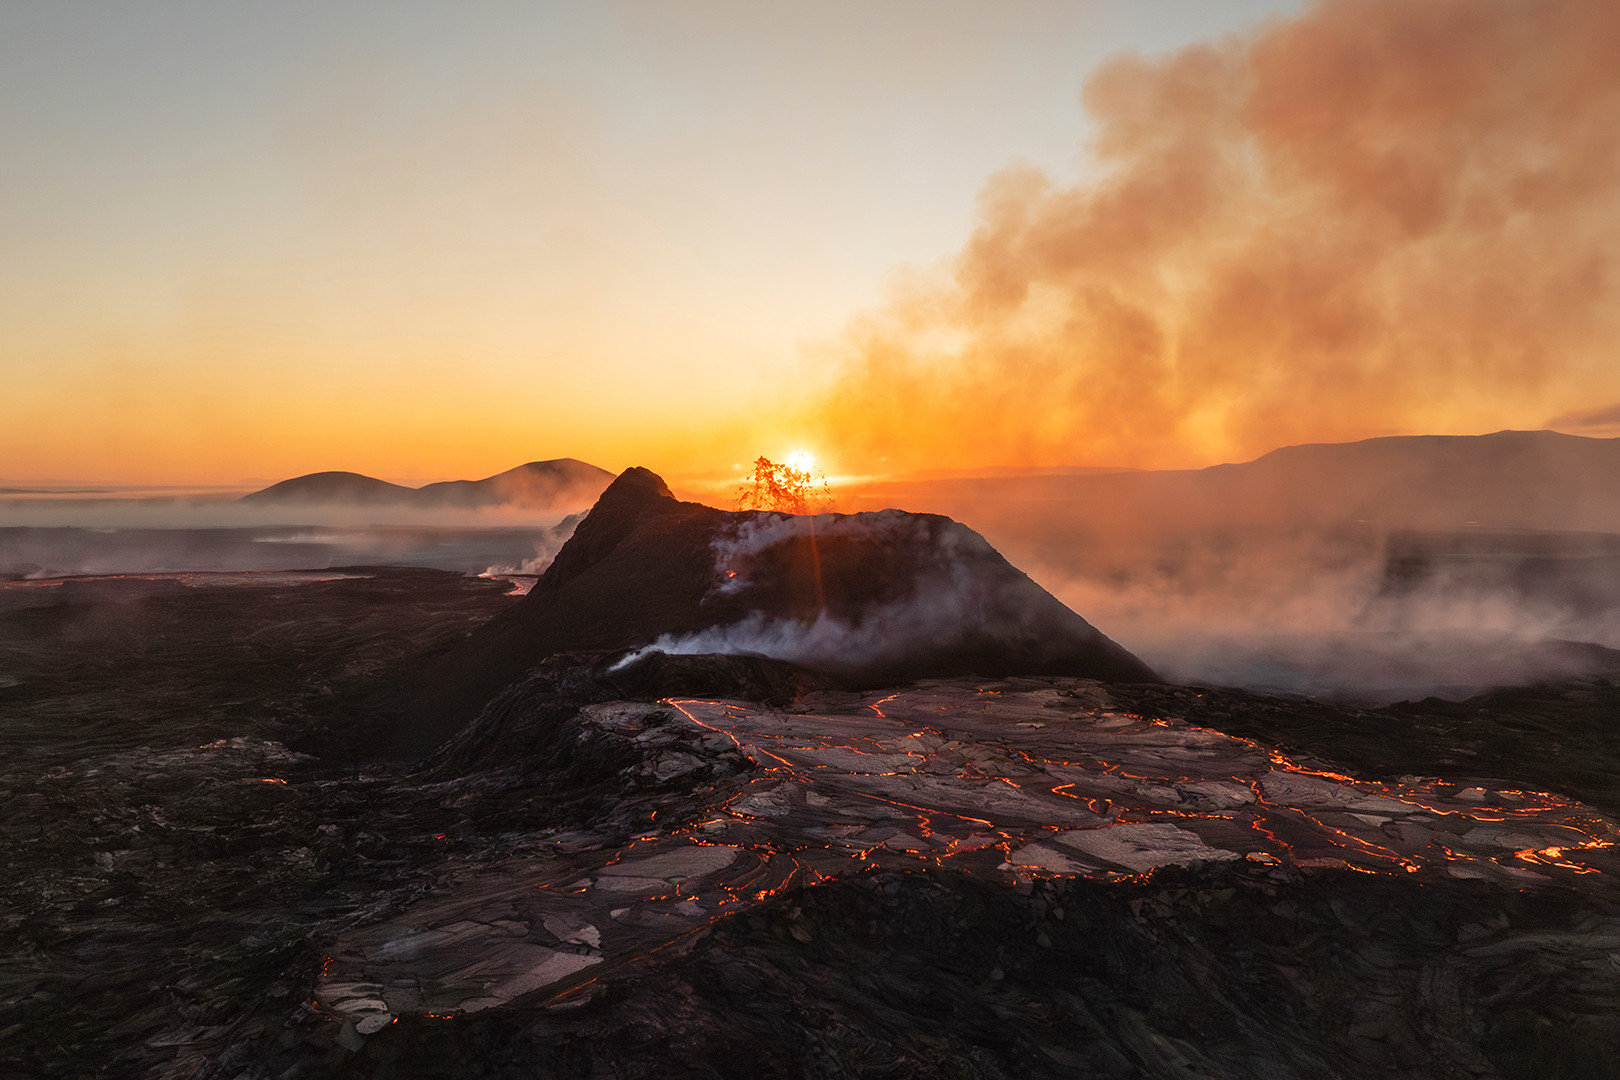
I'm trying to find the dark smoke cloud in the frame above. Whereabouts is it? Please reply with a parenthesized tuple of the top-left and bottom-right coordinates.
(813, 0, 1620, 470)
(1547, 401, 1620, 433)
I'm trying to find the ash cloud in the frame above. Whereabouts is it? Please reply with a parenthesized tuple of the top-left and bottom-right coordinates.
(812, 0, 1620, 471)
(1547, 401, 1620, 434)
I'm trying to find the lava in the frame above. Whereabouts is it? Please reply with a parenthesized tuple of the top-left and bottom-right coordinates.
(313, 679, 1617, 1035)
(734, 455, 833, 515)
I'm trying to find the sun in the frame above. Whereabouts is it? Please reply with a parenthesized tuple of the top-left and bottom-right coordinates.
(735, 451, 834, 514)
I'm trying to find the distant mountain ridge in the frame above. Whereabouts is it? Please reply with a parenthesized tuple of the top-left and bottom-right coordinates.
(850, 430, 1620, 535)
(241, 459, 615, 511)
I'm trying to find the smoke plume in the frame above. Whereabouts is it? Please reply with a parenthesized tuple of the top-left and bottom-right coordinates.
(813, 0, 1620, 470)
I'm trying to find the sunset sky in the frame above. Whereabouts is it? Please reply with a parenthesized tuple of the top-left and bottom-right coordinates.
(4, 0, 1618, 486)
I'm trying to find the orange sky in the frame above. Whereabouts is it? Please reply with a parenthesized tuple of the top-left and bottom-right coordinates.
(3, 0, 1618, 486)
(806, 0, 1620, 476)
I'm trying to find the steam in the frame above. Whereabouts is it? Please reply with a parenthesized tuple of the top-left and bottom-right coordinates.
(812, 0, 1620, 471)
(617, 510, 1020, 675)
(1019, 525, 1620, 702)
(711, 508, 984, 588)
(834, 460, 1620, 702)
(481, 516, 582, 577)
(480, 547, 560, 578)
(621, 594, 971, 676)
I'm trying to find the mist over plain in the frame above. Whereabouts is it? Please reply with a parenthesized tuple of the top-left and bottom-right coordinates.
(0, 464, 610, 578)
(839, 431, 1620, 701)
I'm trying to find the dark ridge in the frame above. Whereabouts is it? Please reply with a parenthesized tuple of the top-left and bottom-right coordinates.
(854, 429, 1620, 534)
(240, 471, 416, 505)
(239, 458, 614, 510)
(388, 467, 1155, 757)
(414, 458, 616, 509)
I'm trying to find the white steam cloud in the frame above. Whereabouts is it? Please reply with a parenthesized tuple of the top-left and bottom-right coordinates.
(616, 510, 1025, 675)
(481, 517, 581, 577)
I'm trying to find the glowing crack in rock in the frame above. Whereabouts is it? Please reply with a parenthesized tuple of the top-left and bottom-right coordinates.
(314, 681, 1615, 1032)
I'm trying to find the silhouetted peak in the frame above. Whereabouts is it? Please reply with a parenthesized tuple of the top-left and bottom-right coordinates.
(530, 467, 700, 599)
(597, 467, 677, 506)
(240, 459, 614, 510)
(240, 471, 415, 504)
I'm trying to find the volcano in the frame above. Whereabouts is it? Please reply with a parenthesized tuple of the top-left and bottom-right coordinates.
(399, 467, 1153, 753)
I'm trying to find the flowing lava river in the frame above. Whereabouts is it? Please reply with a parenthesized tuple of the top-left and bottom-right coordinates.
(316, 680, 1617, 1040)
